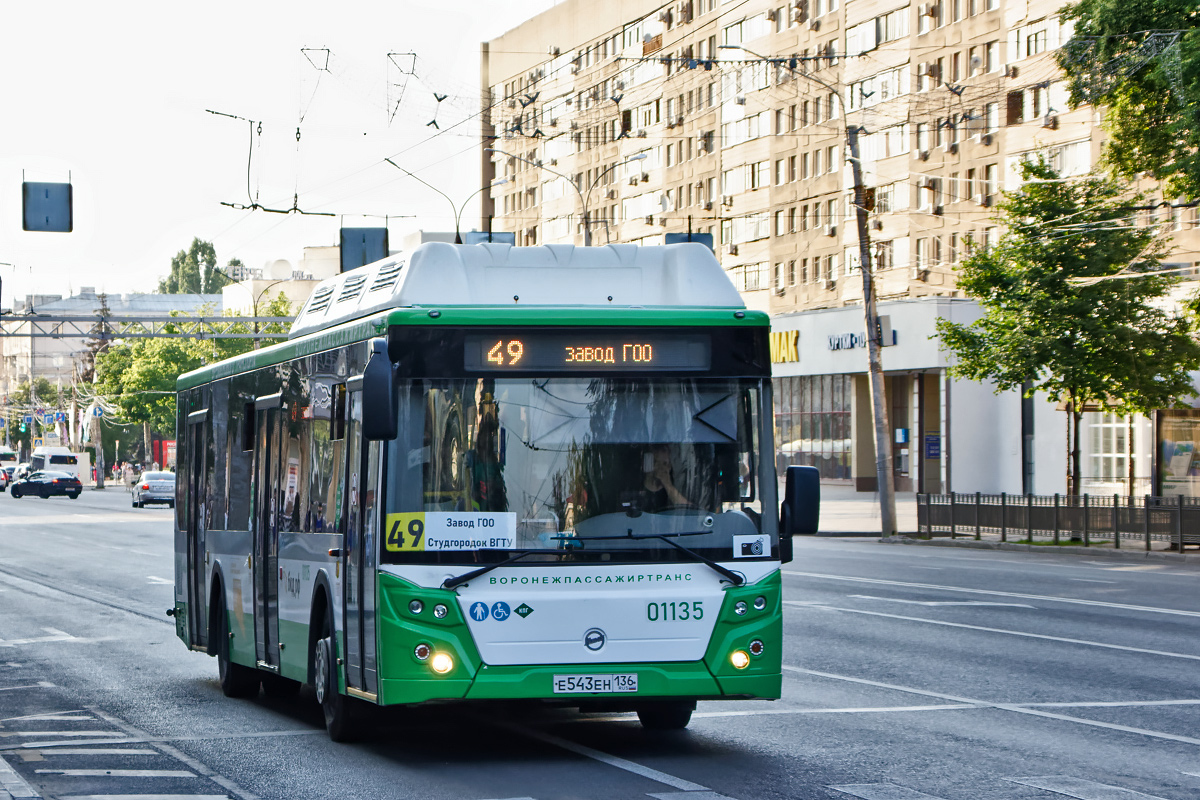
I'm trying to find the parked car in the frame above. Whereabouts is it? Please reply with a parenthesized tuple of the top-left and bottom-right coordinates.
(11, 471, 82, 499)
(132, 471, 175, 508)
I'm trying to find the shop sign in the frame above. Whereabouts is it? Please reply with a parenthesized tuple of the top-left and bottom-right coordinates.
(770, 331, 799, 364)
(827, 327, 897, 351)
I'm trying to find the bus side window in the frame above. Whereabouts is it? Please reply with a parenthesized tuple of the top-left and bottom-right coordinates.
(242, 403, 255, 451)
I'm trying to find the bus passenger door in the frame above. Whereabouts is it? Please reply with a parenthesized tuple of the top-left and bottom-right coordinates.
(342, 387, 378, 695)
(185, 408, 209, 649)
(253, 394, 283, 669)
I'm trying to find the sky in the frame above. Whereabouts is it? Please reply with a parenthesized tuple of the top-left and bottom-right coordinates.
(0, 0, 557, 305)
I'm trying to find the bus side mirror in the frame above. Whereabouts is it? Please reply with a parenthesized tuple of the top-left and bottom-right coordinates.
(362, 338, 398, 441)
(779, 465, 820, 563)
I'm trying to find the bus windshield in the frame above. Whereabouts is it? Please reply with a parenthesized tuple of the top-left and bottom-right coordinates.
(384, 377, 776, 565)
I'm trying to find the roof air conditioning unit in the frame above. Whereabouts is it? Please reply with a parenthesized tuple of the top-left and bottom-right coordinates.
(933, 205, 944, 216)
(872, 219, 884, 230)
(570, 65, 580, 74)
(728, 244, 739, 255)
(807, 18, 820, 30)
(676, 115, 684, 126)
(911, 267, 928, 281)
(1042, 114, 1059, 129)
(507, 100, 517, 108)
(767, 8, 778, 20)
(606, 189, 617, 199)
(646, 215, 655, 224)
(945, 141, 958, 155)
(704, 200, 713, 210)
(922, 3, 939, 15)
(570, 121, 579, 130)
(630, 176, 640, 186)
(919, 150, 930, 161)
(640, 172, 650, 182)
(979, 195, 992, 207)
(1005, 65, 1018, 79)
(666, 120, 676, 129)
(659, 10, 671, 22)
(917, 63, 930, 77)
(549, 158, 558, 166)
(615, 81, 625, 90)
(637, 129, 648, 138)
(695, 180, 705, 188)
(735, 96, 746, 105)
(548, 46, 560, 56)
(825, 224, 837, 236)
(722, 194, 734, 207)
(791, 8, 804, 21)
(823, 278, 836, 290)
(979, 132, 992, 145)
(659, 217, 668, 226)
(548, 119, 558, 127)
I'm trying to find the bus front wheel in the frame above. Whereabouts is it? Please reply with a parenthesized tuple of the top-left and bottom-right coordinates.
(314, 631, 363, 742)
(636, 700, 695, 730)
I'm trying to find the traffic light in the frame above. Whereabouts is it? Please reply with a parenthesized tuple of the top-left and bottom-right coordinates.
(18, 421, 25, 433)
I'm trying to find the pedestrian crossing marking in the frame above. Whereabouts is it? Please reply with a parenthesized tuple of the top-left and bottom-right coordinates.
(38, 749, 159, 756)
(1005, 776, 1170, 799)
(0, 753, 40, 798)
(649, 792, 737, 800)
(59, 796, 231, 800)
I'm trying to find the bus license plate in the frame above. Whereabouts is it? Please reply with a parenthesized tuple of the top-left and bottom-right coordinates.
(552, 674, 638, 694)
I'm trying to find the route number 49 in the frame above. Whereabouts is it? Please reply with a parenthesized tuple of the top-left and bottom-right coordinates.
(386, 514, 426, 551)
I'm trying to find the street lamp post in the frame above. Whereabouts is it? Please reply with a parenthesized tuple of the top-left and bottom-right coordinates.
(486, 148, 647, 246)
(384, 159, 508, 243)
(721, 44, 897, 536)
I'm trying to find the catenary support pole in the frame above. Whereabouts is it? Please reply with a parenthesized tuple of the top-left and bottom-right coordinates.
(846, 125, 896, 537)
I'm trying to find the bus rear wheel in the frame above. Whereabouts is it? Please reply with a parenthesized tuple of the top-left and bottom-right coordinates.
(214, 594, 260, 698)
(314, 629, 363, 742)
(636, 700, 695, 730)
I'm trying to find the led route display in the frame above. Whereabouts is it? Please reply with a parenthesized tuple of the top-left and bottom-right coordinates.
(463, 333, 712, 372)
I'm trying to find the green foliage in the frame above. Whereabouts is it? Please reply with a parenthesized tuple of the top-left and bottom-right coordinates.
(1058, 0, 1200, 196)
(93, 295, 293, 436)
(936, 160, 1200, 417)
(157, 239, 239, 294)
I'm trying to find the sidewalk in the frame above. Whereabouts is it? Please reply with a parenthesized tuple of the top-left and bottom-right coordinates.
(816, 483, 918, 536)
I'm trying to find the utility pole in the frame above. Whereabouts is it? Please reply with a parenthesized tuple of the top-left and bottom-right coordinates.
(846, 125, 897, 536)
(723, 45, 898, 536)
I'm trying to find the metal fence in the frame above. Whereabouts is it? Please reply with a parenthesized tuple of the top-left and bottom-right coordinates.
(916, 493, 1200, 551)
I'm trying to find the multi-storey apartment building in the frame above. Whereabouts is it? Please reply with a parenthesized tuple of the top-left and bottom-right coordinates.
(481, 0, 1200, 497)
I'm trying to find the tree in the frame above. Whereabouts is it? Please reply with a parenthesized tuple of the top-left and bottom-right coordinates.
(157, 239, 236, 294)
(1058, 0, 1200, 197)
(93, 296, 293, 441)
(935, 160, 1200, 495)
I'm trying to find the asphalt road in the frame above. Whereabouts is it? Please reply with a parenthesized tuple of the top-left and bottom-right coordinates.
(2, 489, 1200, 799)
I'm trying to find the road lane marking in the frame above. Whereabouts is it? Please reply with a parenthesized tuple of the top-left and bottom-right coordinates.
(1, 712, 90, 722)
(848, 595, 1034, 608)
(570, 704, 977, 722)
(86, 707, 260, 800)
(1068, 578, 1118, 584)
(0, 683, 55, 692)
(58, 796, 231, 800)
(783, 666, 1200, 747)
(489, 719, 708, 791)
(784, 602, 1200, 661)
(37, 749, 159, 756)
(0, 630, 76, 647)
(145, 577, 173, 586)
(0, 733, 125, 738)
(0, 753, 39, 798)
(1005, 776, 1169, 798)
(649, 792, 737, 799)
(35, 769, 196, 778)
(785, 571, 1200, 618)
(829, 785, 949, 799)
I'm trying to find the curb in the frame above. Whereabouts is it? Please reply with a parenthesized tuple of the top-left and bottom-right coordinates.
(878, 535, 1199, 562)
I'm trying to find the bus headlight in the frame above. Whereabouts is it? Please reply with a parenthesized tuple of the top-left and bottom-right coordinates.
(433, 604, 448, 619)
(730, 650, 750, 669)
(734, 601, 748, 616)
(753, 596, 767, 611)
(430, 652, 454, 674)
(409, 599, 424, 614)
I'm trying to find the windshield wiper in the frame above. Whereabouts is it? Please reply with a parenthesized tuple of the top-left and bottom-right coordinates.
(568, 531, 745, 586)
(442, 550, 543, 590)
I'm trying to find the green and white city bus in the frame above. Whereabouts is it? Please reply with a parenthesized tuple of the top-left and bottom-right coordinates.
(171, 242, 818, 740)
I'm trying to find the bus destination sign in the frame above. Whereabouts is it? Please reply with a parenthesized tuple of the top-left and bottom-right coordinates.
(464, 333, 712, 372)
